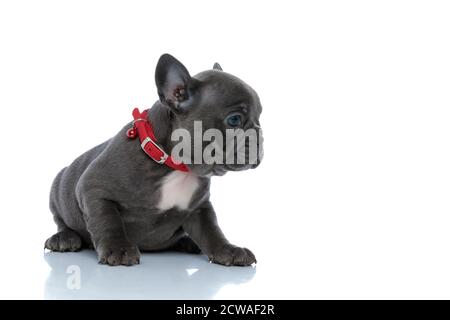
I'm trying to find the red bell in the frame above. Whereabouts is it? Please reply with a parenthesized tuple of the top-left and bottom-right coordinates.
(126, 127, 137, 139)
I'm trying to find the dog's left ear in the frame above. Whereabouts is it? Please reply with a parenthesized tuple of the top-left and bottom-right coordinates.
(213, 62, 223, 71)
(155, 54, 197, 111)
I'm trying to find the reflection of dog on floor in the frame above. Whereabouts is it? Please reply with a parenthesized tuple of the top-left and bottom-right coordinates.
(45, 54, 263, 266)
(44, 252, 256, 299)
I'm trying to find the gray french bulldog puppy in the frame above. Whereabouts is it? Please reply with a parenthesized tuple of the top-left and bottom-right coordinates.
(45, 54, 263, 266)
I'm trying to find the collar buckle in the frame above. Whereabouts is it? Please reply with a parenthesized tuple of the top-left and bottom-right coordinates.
(140, 137, 168, 164)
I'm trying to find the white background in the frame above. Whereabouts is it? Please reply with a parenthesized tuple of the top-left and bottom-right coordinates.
(0, 0, 449, 299)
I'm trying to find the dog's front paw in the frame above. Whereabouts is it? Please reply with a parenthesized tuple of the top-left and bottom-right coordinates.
(209, 244, 256, 266)
(96, 241, 140, 266)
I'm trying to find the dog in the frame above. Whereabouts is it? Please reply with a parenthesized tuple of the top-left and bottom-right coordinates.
(45, 54, 263, 266)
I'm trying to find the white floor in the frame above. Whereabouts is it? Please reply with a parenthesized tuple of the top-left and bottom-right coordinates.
(43, 251, 257, 300)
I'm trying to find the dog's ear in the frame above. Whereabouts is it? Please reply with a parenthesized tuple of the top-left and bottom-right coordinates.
(155, 54, 197, 111)
(213, 62, 223, 71)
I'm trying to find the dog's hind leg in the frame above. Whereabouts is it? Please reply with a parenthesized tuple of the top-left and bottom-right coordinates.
(45, 169, 83, 252)
(45, 229, 83, 252)
(45, 203, 83, 252)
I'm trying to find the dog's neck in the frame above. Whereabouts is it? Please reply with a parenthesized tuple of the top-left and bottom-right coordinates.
(146, 101, 175, 153)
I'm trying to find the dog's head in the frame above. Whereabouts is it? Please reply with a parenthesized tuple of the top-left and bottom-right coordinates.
(155, 54, 263, 176)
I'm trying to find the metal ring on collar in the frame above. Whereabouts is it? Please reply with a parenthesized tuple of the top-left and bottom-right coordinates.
(132, 118, 147, 125)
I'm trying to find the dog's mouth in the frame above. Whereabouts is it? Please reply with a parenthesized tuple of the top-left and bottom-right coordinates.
(187, 151, 263, 176)
(206, 164, 248, 176)
(224, 163, 254, 172)
(212, 166, 228, 176)
(217, 153, 262, 173)
(224, 164, 242, 171)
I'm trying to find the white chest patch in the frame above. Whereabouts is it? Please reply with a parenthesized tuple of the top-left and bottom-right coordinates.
(157, 171, 200, 211)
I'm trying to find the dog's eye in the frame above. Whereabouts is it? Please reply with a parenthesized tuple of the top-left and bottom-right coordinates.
(226, 114, 242, 127)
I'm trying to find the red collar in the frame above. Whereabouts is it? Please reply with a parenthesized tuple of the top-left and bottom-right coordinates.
(126, 108, 189, 172)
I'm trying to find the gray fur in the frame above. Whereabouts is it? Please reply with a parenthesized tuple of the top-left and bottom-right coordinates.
(45, 54, 263, 266)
